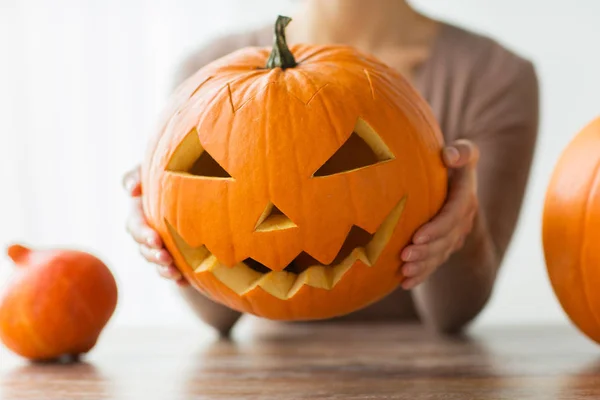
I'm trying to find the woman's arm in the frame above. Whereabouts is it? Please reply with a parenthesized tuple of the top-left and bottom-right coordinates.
(123, 37, 259, 336)
(402, 59, 540, 333)
(124, 166, 242, 336)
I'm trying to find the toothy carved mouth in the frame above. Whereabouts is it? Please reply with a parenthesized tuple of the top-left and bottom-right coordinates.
(166, 196, 406, 300)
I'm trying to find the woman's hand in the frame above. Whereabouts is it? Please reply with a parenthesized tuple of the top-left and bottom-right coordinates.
(123, 166, 188, 286)
(400, 140, 480, 290)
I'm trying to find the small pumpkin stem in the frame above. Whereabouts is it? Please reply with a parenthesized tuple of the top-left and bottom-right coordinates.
(7, 244, 31, 265)
(265, 15, 297, 70)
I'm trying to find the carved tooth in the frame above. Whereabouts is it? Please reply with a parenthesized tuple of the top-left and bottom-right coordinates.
(304, 265, 332, 289)
(365, 196, 407, 264)
(287, 265, 332, 298)
(165, 220, 212, 269)
(332, 252, 359, 286)
(195, 254, 220, 273)
(329, 247, 373, 286)
(251, 271, 297, 300)
(353, 247, 371, 267)
(210, 262, 263, 294)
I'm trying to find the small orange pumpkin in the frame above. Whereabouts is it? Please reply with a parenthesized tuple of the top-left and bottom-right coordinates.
(0, 245, 118, 361)
(543, 116, 600, 343)
(141, 16, 447, 320)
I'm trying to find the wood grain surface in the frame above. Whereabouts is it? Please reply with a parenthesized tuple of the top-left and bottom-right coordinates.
(1, 320, 599, 399)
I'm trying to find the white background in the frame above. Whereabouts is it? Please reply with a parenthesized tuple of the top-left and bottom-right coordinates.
(0, 0, 598, 332)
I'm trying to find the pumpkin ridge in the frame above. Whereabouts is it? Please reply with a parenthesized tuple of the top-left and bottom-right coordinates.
(15, 294, 54, 357)
(210, 69, 274, 112)
(543, 118, 600, 344)
(580, 160, 600, 330)
(363, 69, 376, 100)
(286, 68, 330, 105)
(189, 76, 214, 99)
(368, 68, 443, 151)
(229, 82, 276, 113)
(225, 84, 235, 113)
(277, 84, 308, 106)
(304, 83, 329, 106)
(288, 44, 353, 65)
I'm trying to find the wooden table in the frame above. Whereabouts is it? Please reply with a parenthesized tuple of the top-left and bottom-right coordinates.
(1, 320, 600, 399)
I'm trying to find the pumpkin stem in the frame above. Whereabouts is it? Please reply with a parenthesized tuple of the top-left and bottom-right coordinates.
(7, 244, 31, 265)
(265, 15, 297, 70)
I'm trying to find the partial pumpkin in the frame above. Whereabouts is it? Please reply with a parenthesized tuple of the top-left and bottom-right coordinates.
(543, 116, 600, 344)
(0, 245, 118, 361)
(141, 16, 448, 320)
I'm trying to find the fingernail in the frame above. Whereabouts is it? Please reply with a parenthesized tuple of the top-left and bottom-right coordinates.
(415, 235, 429, 244)
(402, 249, 412, 261)
(444, 147, 460, 164)
(146, 236, 160, 247)
(155, 251, 172, 264)
(160, 265, 180, 279)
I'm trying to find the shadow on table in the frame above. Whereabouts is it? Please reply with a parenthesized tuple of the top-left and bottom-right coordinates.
(181, 323, 600, 398)
(0, 360, 114, 400)
(557, 358, 600, 399)
(178, 322, 513, 399)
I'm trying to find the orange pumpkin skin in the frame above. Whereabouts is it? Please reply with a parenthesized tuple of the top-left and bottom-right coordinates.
(0, 245, 118, 361)
(141, 20, 447, 320)
(543, 117, 600, 343)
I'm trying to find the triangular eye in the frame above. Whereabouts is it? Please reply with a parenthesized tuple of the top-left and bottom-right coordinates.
(166, 128, 233, 179)
(188, 152, 231, 178)
(313, 118, 394, 177)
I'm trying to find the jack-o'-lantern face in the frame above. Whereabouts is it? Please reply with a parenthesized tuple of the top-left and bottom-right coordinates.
(141, 17, 447, 320)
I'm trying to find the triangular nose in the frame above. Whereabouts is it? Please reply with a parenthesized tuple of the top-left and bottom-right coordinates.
(254, 202, 297, 232)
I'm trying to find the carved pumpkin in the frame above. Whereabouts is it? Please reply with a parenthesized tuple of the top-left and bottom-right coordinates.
(141, 16, 447, 320)
(543, 116, 600, 343)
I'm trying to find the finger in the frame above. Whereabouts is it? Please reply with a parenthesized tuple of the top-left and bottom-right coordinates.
(401, 237, 453, 263)
(461, 209, 477, 237)
(412, 205, 464, 244)
(128, 216, 163, 248)
(127, 199, 163, 248)
(156, 264, 182, 281)
(176, 277, 190, 287)
(442, 140, 480, 169)
(139, 245, 173, 266)
(453, 235, 466, 252)
(402, 261, 425, 278)
(401, 272, 429, 290)
(123, 166, 142, 197)
(402, 235, 455, 274)
(401, 254, 447, 289)
(401, 244, 426, 263)
(450, 165, 478, 197)
(413, 174, 476, 244)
